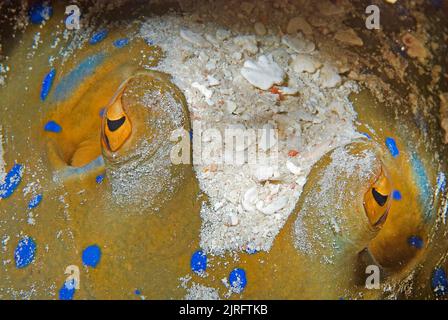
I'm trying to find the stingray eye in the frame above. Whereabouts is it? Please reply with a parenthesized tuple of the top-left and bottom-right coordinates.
(364, 167, 392, 227)
(102, 93, 132, 152)
(372, 188, 388, 207)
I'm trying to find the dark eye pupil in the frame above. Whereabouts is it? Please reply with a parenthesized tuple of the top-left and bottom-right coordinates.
(372, 188, 388, 207)
(107, 116, 126, 132)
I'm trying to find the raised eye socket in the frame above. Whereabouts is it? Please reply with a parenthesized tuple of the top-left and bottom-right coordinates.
(102, 93, 132, 152)
(372, 188, 388, 207)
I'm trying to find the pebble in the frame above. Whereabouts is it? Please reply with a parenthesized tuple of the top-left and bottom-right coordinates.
(229, 213, 239, 226)
(28, 194, 43, 209)
(291, 54, 322, 73)
(233, 35, 258, 54)
(82, 244, 102, 268)
(0, 163, 23, 199)
(240, 54, 285, 90)
(40, 68, 56, 101)
(89, 29, 108, 45)
(254, 22, 267, 36)
(317, 1, 345, 16)
(319, 64, 342, 88)
(282, 34, 315, 54)
(225, 100, 238, 114)
(286, 17, 313, 35)
(207, 75, 220, 87)
(334, 29, 364, 47)
(180, 28, 209, 47)
(29, 3, 53, 24)
(229, 268, 247, 293)
(402, 33, 429, 63)
(44, 121, 62, 133)
(14, 236, 36, 269)
(240, 2, 255, 15)
(216, 28, 231, 41)
(191, 250, 207, 275)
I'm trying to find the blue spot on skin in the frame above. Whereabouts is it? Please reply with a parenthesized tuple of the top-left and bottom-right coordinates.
(99, 108, 106, 117)
(0, 164, 23, 199)
(14, 236, 36, 269)
(89, 29, 108, 45)
(59, 279, 76, 300)
(53, 53, 105, 102)
(134, 289, 141, 295)
(361, 132, 371, 140)
(113, 38, 129, 48)
(82, 244, 101, 268)
(191, 250, 207, 274)
(95, 175, 104, 184)
(229, 268, 247, 293)
(29, 3, 53, 24)
(432, 267, 448, 297)
(408, 236, 424, 249)
(385, 137, 399, 157)
(44, 121, 62, 133)
(40, 68, 56, 101)
(392, 190, 402, 200)
(28, 194, 43, 209)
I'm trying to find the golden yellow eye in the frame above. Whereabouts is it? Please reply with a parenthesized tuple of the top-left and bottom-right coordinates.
(102, 92, 132, 152)
(364, 167, 392, 227)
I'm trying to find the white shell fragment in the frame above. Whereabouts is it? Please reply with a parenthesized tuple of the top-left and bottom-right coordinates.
(277, 86, 299, 95)
(286, 160, 303, 176)
(242, 187, 258, 212)
(282, 34, 315, 54)
(241, 54, 285, 90)
(319, 64, 342, 88)
(207, 75, 220, 86)
(233, 35, 258, 54)
(256, 196, 288, 215)
(291, 54, 322, 73)
(192, 82, 213, 99)
(286, 16, 313, 35)
(253, 166, 281, 182)
(180, 28, 210, 47)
